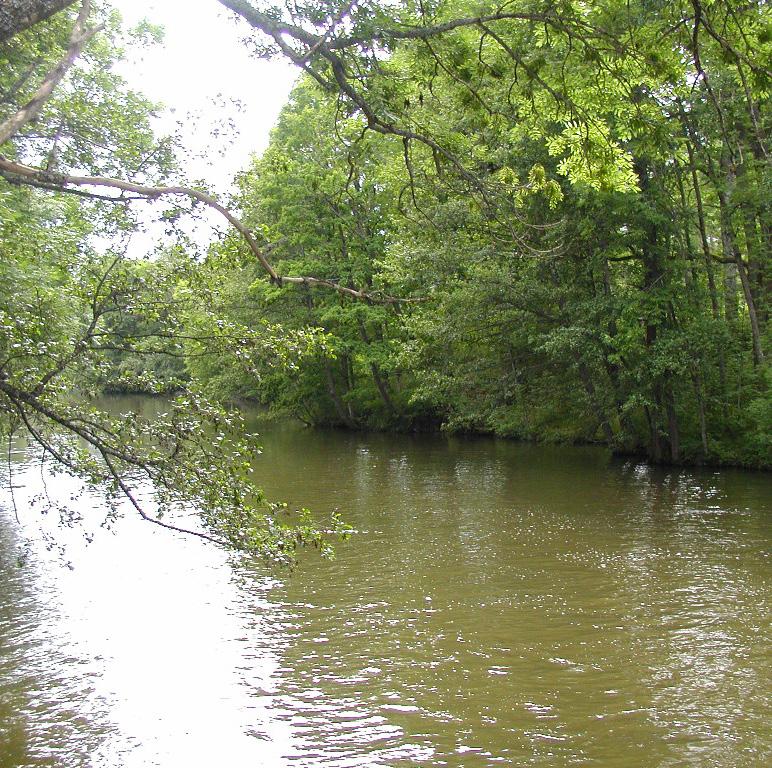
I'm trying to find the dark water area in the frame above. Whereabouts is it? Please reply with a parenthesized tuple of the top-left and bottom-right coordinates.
(1, 400, 770, 766)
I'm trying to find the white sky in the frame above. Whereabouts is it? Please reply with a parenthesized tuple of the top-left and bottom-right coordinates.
(110, 0, 297, 191)
(97, 1, 298, 257)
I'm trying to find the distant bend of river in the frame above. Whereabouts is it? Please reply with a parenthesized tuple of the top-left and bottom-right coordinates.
(1, 396, 770, 767)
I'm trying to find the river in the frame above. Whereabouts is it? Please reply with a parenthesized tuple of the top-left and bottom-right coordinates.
(1, 399, 770, 767)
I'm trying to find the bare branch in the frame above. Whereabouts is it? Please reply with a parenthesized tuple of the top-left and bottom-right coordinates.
(0, 155, 423, 304)
(217, 1, 618, 52)
(98, 448, 224, 546)
(0, 0, 100, 146)
(1, 376, 226, 544)
(0, 0, 79, 43)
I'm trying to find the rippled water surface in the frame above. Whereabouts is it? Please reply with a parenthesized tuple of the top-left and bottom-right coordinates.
(1, 402, 770, 767)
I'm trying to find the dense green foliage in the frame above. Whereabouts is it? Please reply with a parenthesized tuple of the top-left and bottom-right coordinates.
(0, 0, 769, 560)
(205, 0, 770, 467)
(0, 2, 342, 559)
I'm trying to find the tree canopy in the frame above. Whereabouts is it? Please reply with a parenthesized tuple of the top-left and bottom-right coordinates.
(213, 0, 769, 465)
(0, 0, 769, 558)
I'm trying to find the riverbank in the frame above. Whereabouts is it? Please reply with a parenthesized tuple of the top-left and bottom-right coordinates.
(97, 386, 772, 472)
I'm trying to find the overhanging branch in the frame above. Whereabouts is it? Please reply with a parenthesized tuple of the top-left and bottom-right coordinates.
(0, 155, 422, 304)
(0, 0, 100, 146)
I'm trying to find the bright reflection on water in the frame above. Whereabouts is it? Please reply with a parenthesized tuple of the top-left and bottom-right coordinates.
(1, 401, 770, 767)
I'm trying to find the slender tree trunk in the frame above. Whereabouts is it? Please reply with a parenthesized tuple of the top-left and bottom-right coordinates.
(675, 170, 699, 289)
(664, 389, 680, 463)
(682, 124, 722, 321)
(637, 159, 674, 462)
(737, 146, 768, 330)
(600, 259, 636, 441)
(717, 159, 764, 364)
(575, 356, 614, 443)
(0, 0, 77, 42)
(759, 213, 771, 327)
(741, 205, 765, 326)
(676, 179, 712, 459)
(323, 360, 357, 429)
(736, 257, 765, 365)
(723, 262, 739, 321)
(357, 317, 396, 415)
(681, 146, 730, 403)
(645, 405, 663, 463)
(304, 284, 357, 429)
(744, 120, 772, 319)
(691, 372, 709, 458)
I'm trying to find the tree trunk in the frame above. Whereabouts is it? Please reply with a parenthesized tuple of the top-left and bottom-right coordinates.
(575, 356, 614, 443)
(599, 259, 636, 440)
(636, 159, 673, 462)
(0, 0, 77, 42)
(723, 262, 739, 321)
(717, 158, 764, 365)
(664, 388, 680, 463)
(691, 372, 709, 459)
(758, 213, 771, 328)
(645, 405, 663, 463)
(736, 257, 765, 365)
(741, 204, 764, 325)
(680, 145, 729, 400)
(323, 360, 357, 429)
(680, 116, 722, 320)
(356, 317, 396, 415)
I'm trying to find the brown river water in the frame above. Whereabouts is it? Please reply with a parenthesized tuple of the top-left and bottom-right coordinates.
(1, 398, 770, 767)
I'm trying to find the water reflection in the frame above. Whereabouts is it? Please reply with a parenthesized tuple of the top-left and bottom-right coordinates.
(1, 408, 770, 767)
(1, 442, 292, 767)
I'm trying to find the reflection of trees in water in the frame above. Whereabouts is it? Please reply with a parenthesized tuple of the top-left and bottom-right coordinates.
(268, 428, 771, 767)
(2, 413, 769, 767)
